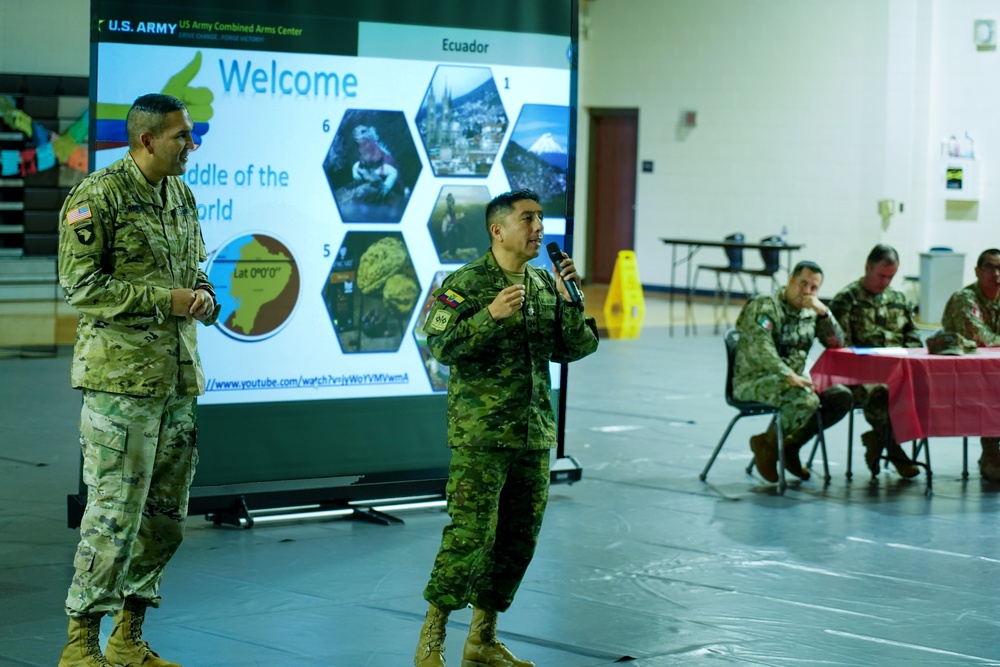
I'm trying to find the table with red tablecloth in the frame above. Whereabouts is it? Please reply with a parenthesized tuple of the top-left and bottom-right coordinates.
(809, 347, 1000, 443)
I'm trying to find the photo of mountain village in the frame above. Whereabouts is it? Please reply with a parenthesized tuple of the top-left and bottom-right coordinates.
(415, 65, 508, 176)
(501, 104, 569, 217)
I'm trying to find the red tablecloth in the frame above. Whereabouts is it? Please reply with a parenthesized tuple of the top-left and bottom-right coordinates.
(810, 347, 1000, 442)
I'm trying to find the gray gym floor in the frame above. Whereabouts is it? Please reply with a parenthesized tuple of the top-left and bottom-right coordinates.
(2, 325, 998, 666)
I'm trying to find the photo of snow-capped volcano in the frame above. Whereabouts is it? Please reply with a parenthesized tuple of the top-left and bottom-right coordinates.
(501, 104, 570, 218)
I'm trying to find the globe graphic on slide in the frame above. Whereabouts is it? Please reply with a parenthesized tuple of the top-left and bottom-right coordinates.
(207, 234, 300, 341)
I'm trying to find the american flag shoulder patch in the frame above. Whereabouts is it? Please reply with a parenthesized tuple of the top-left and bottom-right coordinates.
(66, 204, 92, 225)
(438, 289, 465, 308)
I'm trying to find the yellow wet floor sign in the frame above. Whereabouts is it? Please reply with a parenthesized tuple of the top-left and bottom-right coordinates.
(603, 250, 644, 338)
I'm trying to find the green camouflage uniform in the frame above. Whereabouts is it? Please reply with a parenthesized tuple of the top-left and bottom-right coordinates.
(942, 281, 1000, 448)
(422, 249, 598, 612)
(942, 282, 1000, 347)
(58, 152, 218, 616)
(830, 280, 922, 449)
(733, 289, 852, 445)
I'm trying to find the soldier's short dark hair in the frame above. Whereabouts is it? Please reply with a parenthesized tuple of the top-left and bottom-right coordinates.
(792, 260, 823, 277)
(485, 189, 540, 235)
(977, 249, 1000, 267)
(866, 244, 899, 266)
(126, 93, 187, 150)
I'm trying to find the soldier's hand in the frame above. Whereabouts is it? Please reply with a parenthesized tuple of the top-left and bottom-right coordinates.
(801, 294, 829, 316)
(488, 284, 526, 321)
(170, 288, 197, 319)
(190, 289, 215, 321)
(551, 253, 582, 303)
(786, 373, 815, 392)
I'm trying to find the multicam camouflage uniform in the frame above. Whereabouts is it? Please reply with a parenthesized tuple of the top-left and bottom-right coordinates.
(422, 250, 598, 612)
(941, 281, 1000, 453)
(58, 152, 218, 616)
(942, 282, 1000, 347)
(733, 289, 851, 445)
(830, 280, 922, 450)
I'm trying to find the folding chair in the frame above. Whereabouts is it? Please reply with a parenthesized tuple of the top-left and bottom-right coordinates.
(701, 329, 830, 494)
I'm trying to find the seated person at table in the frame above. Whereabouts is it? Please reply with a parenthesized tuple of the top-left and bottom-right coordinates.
(733, 260, 853, 482)
(830, 244, 920, 478)
(941, 248, 1000, 481)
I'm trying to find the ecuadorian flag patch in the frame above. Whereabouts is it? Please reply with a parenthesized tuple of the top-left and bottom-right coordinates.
(66, 204, 92, 225)
(438, 289, 464, 308)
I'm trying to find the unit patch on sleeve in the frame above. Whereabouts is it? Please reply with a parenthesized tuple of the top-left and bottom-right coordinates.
(427, 309, 454, 333)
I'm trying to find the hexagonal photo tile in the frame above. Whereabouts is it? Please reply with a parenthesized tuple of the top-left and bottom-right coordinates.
(321, 231, 421, 353)
(415, 65, 507, 177)
(501, 104, 569, 218)
(412, 270, 452, 391)
(323, 109, 422, 223)
(426, 185, 491, 264)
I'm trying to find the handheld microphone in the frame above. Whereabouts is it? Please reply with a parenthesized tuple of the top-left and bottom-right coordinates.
(546, 242, 585, 311)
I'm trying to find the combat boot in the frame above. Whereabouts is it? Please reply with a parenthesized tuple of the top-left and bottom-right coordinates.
(782, 441, 810, 481)
(860, 430, 882, 477)
(415, 604, 449, 667)
(462, 608, 534, 667)
(749, 431, 779, 483)
(104, 599, 180, 667)
(885, 441, 919, 478)
(980, 438, 1000, 482)
(57, 613, 114, 667)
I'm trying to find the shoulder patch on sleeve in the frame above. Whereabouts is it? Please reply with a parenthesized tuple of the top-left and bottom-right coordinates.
(758, 315, 773, 331)
(427, 309, 454, 333)
(438, 289, 465, 308)
(66, 203, 92, 225)
(971, 302, 982, 319)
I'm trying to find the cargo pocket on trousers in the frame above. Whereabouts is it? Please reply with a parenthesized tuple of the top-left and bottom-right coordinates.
(79, 408, 128, 500)
(73, 543, 97, 573)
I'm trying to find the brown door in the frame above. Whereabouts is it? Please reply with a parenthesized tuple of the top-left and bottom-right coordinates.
(587, 108, 638, 284)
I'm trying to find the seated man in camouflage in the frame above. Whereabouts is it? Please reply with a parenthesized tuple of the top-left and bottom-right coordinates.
(941, 248, 1000, 481)
(734, 260, 853, 482)
(830, 244, 920, 478)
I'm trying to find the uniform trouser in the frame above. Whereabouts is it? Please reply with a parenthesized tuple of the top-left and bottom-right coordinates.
(424, 446, 551, 613)
(735, 378, 853, 446)
(848, 384, 895, 447)
(65, 390, 198, 616)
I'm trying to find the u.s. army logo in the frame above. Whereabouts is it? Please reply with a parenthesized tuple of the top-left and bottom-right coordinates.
(73, 223, 95, 245)
(428, 309, 453, 333)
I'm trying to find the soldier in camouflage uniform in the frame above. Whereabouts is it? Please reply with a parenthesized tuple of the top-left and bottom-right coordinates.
(414, 189, 598, 667)
(941, 248, 1000, 481)
(830, 245, 921, 478)
(734, 261, 852, 483)
(56, 94, 219, 667)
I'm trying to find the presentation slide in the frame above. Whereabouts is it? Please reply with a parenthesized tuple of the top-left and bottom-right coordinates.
(91, 1, 573, 407)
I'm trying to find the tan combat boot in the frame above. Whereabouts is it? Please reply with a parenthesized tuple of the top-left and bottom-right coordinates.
(415, 604, 449, 667)
(860, 430, 883, 477)
(57, 613, 114, 667)
(749, 431, 779, 483)
(781, 441, 810, 481)
(104, 599, 180, 667)
(885, 441, 919, 478)
(461, 608, 534, 667)
(980, 438, 1000, 482)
